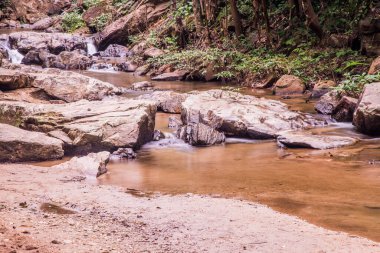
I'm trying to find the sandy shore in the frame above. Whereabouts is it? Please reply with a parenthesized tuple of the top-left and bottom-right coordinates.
(0, 162, 379, 253)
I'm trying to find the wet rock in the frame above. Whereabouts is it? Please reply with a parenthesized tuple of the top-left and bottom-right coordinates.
(95, 1, 170, 49)
(273, 75, 305, 95)
(54, 50, 92, 70)
(277, 132, 358, 149)
(181, 90, 322, 144)
(168, 115, 182, 129)
(143, 47, 164, 58)
(118, 61, 138, 72)
(151, 70, 189, 81)
(131, 81, 154, 91)
(22, 50, 43, 65)
(55, 151, 110, 178)
(153, 130, 165, 141)
(332, 96, 358, 122)
(134, 64, 151, 76)
(0, 99, 156, 153)
(99, 44, 130, 57)
(252, 74, 278, 89)
(9, 32, 86, 55)
(0, 67, 123, 102)
(315, 90, 340, 115)
(111, 148, 137, 160)
(137, 91, 189, 113)
(368, 56, 380, 74)
(178, 123, 226, 146)
(311, 80, 337, 98)
(353, 83, 380, 135)
(0, 123, 64, 162)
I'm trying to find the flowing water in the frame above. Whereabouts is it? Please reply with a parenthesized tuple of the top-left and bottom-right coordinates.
(79, 70, 380, 242)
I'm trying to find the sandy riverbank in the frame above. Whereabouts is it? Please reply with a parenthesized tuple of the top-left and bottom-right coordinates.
(0, 162, 379, 253)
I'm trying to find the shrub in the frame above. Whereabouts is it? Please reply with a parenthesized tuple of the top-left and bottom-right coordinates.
(91, 13, 112, 31)
(335, 72, 380, 97)
(83, 0, 102, 9)
(61, 11, 85, 32)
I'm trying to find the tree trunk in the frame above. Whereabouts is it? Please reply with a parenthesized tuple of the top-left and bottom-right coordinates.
(261, 0, 271, 45)
(230, 0, 242, 37)
(192, 0, 202, 35)
(299, 0, 323, 39)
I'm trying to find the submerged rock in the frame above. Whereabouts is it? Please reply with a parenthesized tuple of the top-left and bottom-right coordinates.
(0, 123, 64, 162)
(180, 90, 323, 145)
(137, 91, 189, 113)
(353, 83, 380, 135)
(0, 99, 157, 154)
(277, 131, 357, 149)
(152, 70, 188, 81)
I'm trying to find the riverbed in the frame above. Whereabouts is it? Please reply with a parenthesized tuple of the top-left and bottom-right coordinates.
(74, 70, 380, 242)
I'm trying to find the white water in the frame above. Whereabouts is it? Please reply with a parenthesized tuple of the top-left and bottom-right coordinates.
(0, 39, 24, 64)
(88, 63, 118, 73)
(87, 39, 98, 56)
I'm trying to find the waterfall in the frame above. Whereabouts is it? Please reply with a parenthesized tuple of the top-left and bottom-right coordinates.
(86, 39, 98, 56)
(88, 63, 118, 73)
(0, 38, 24, 64)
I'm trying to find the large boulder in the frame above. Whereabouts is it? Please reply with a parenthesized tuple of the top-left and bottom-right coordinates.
(95, 1, 170, 50)
(353, 83, 380, 135)
(137, 91, 189, 113)
(180, 90, 323, 145)
(0, 88, 53, 104)
(30, 17, 56, 30)
(311, 80, 336, 98)
(332, 96, 358, 122)
(368, 56, 380, 74)
(0, 67, 123, 102)
(9, 0, 71, 24)
(0, 123, 64, 162)
(0, 99, 157, 154)
(143, 47, 164, 58)
(315, 90, 340, 115)
(9, 32, 86, 54)
(273, 75, 305, 95)
(277, 132, 357, 149)
(177, 123, 225, 146)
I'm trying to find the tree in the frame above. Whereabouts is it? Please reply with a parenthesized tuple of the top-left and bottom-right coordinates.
(230, 0, 243, 37)
(299, 0, 323, 39)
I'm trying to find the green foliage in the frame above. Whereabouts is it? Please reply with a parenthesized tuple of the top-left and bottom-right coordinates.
(83, 0, 101, 9)
(0, 0, 10, 10)
(173, 1, 193, 19)
(91, 13, 112, 31)
(112, 0, 130, 8)
(61, 10, 85, 33)
(335, 72, 380, 97)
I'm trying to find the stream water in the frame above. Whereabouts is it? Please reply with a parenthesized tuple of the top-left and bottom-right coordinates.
(78, 70, 380, 242)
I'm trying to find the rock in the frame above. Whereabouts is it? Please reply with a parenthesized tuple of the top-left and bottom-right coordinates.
(95, 1, 170, 50)
(153, 130, 165, 141)
(177, 123, 225, 146)
(151, 70, 189, 81)
(327, 34, 350, 48)
(54, 151, 110, 178)
(53, 50, 92, 70)
(0, 123, 64, 162)
(0, 67, 122, 102)
(180, 90, 322, 144)
(0, 88, 54, 104)
(137, 91, 189, 113)
(9, 0, 71, 23)
(312, 80, 337, 98)
(252, 74, 278, 89)
(9, 32, 86, 55)
(111, 148, 136, 160)
(82, 2, 111, 32)
(30, 17, 55, 30)
(134, 64, 151, 76)
(0, 99, 156, 153)
(273, 75, 305, 95)
(368, 56, 380, 74)
(332, 96, 358, 122)
(315, 90, 340, 115)
(168, 115, 182, 129)
(22, 50, 43, 65)
(131, 81, 154, 91)
(99, 44, 130, 57)
(143, 47, 164, 58)
(118, 61, 138, 72)
(277, 131, 357, 149)
(353, 83, 380, 135)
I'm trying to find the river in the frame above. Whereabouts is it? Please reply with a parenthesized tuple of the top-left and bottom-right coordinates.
(75, 70, 380, 242)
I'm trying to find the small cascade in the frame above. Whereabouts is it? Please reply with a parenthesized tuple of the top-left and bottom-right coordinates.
(88, 63, 118, 73)
(0, 38, 24, 64)
(143, 132, 191, 149)
(86, 39, 98, 56)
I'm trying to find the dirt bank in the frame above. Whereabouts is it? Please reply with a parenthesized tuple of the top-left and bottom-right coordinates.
(0, 162, 379, 253)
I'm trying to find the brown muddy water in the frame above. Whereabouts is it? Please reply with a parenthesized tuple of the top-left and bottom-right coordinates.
(84, 71, 379, 241)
